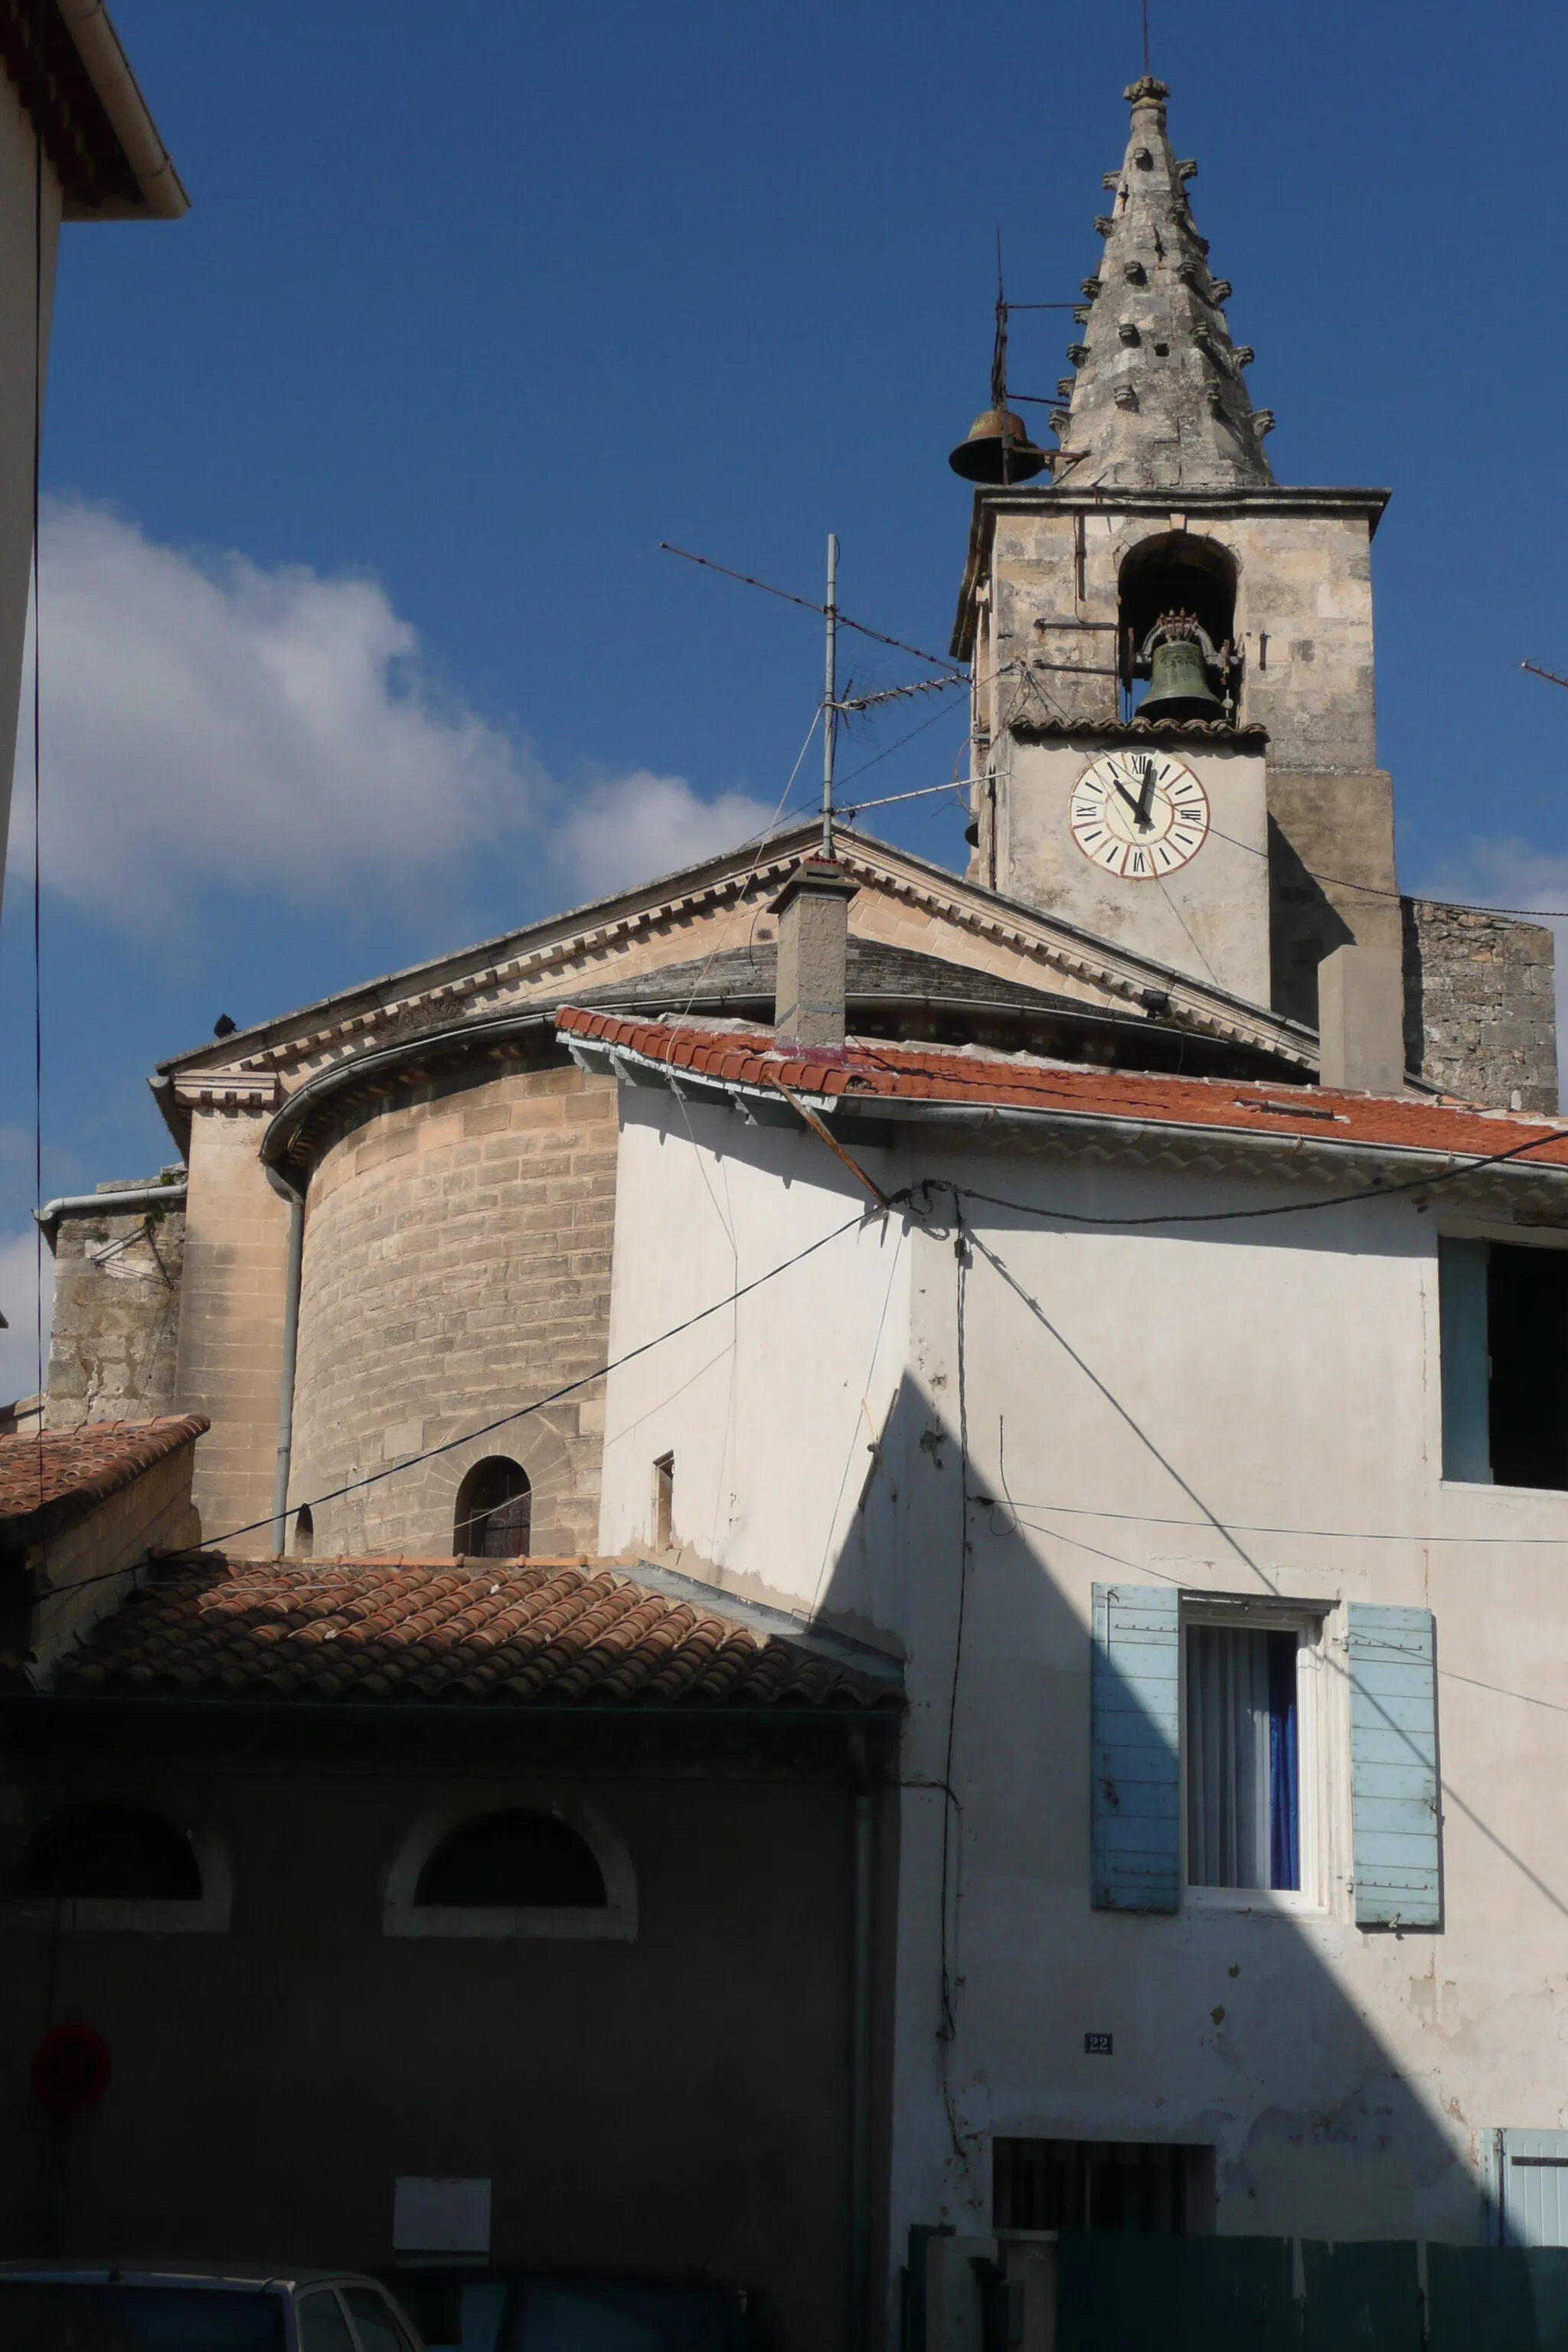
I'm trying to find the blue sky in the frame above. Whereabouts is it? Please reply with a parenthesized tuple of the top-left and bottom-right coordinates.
(3, 0, 1567, 1388)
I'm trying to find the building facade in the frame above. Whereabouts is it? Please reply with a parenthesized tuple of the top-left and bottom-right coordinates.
(574, 1008, 1568, 2333)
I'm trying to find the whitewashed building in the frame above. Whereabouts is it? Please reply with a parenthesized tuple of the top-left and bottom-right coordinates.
(570, 1005, 1568, 2327)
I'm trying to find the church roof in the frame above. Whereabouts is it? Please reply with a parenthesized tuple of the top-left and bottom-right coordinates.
(55, 1552, 901, 1712)
(0, 1415, 208, 1550)
(558, 1008, 1568, 1185)
(1055, 77, 1271, 492)
(152, 819, 1318, 1160)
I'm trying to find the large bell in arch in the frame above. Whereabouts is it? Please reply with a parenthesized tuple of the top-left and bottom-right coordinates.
(1138, 613, 1228, 721)
(948, 407, 1047, 485)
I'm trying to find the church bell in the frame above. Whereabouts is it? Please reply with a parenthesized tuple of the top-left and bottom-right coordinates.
(1138, 617, 1227, 721)
(948, 407, 1047, 485)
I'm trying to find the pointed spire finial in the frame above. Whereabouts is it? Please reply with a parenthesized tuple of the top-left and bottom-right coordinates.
(1050, 80, 1272, 492)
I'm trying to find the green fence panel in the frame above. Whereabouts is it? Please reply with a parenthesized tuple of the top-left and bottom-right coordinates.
(1057, 2232, 1299, 2352)
(1426, 2246, 1568, 2352)
(1299, 2241, 1420, 2350)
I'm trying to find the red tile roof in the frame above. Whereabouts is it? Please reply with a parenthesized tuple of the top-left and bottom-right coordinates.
(557, 1007, 1568, 1171)
(57, 1554, 899, 1711)
(0, 1416, 208, 1547)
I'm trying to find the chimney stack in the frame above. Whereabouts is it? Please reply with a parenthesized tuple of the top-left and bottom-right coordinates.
(771, 860, 858, 1047)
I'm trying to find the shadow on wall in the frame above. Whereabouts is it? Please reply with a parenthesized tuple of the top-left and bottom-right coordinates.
(811, 1334, 1474, 2250)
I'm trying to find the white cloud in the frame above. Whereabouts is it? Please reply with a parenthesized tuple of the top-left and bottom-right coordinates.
(555, 770, 776, 898)
(13, 498, 530, 926)
(0, 1228, 52, 1407)
(8, 499, 772, 928)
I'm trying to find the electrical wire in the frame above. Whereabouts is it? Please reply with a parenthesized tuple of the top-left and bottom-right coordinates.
(142, 1204, 876, 1564)
(932, 1123, 1568, 1233)
(676, 702, 822, 1020)
(990, 1492, 1568, 1551)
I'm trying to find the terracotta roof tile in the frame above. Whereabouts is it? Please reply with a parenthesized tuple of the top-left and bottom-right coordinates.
(0, 1416, 209, 1548)
(557, 1006, 1568, 1172)
(57, 1555, 900, 1713)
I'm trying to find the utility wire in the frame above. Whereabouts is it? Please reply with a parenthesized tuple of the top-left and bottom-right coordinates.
(991, 1491, 1568, 1551)
(936, 1125, 1568, 1233)
(158, 1205, 874, 1563)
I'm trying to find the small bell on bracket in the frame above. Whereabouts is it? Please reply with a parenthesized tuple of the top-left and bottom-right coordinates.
(949, 407, 1047, 484)
(949, 244, 1049, 486)
(1137, 611, 1230, 721)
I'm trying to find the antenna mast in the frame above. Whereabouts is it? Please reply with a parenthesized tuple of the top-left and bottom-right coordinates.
(822, 533, 839, 858)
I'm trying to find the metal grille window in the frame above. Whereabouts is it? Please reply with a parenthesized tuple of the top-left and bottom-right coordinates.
(993, 2138, 1213, 2234)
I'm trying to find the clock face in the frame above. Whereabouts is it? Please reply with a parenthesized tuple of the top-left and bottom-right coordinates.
(1070, 750, 1210, 880)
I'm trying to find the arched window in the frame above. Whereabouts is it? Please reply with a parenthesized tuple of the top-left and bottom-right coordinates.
(1117, 531, 1239, 709)
(453, 1458, 531, 1559)
(292, 1504, 315, 1559)
(415, 1811, 606, 1909)
(14, 1803, 202, 1902)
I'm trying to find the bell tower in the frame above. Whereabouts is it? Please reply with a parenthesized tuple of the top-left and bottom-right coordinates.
(951, 76, 1403, 1086)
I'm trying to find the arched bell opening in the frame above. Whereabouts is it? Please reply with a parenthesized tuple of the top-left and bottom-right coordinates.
(453, 1457, 532, 1560)
(1117, 532, 1239, 717)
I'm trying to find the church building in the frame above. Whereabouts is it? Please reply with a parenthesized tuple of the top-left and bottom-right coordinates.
(11, 67, 1568, 2352)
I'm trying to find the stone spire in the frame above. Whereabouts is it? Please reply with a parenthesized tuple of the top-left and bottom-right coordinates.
(1052, 77, 1273, 491)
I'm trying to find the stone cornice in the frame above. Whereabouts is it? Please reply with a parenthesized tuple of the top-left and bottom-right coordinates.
(154, 827, 1316, 1138)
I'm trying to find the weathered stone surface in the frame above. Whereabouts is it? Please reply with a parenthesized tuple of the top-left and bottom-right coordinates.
(1401, 900, 1558, 1111)
(289, 1061, 617, 1558)
(44, 1178, 186, 1432)
(1057, 78, 1272, 492)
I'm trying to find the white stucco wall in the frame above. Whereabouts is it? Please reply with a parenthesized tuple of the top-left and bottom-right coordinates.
(599, 1087, 1568, 2297)
(0, 71, 59, 906)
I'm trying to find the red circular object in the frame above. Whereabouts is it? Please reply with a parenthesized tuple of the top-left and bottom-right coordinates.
(31, 2021, 111, 2118)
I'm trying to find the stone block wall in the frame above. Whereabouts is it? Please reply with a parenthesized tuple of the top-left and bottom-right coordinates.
(289, 1059, 617, 1557)
(44, 1179, 185, 1432)
(172, 1107, 295, 1546)
(1402, 899, 1558, 1112)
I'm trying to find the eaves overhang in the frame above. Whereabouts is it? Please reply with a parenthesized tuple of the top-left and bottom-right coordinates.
(563, 1023, 1568, 1217)
(0, 0, 188, 220)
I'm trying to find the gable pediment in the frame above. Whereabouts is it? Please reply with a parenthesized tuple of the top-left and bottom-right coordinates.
(156, 822, 1316, 1127)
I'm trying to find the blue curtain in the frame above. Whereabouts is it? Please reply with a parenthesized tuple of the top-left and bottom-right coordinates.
(1268, 1630, 1300, 1892)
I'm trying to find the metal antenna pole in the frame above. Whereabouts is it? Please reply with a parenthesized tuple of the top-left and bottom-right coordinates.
(822, 532, 839, 860)
(1142, 0, 1150, 75)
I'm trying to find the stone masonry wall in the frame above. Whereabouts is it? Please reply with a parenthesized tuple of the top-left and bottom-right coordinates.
(44, 1178, 186, 1432)
(1402, 899, 1558, 1112)
(173, 1106, 295, 1547)
(289, 1059, 616, 1558)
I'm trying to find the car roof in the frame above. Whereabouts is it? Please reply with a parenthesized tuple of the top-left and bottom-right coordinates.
(0, 2263, 394, 2292)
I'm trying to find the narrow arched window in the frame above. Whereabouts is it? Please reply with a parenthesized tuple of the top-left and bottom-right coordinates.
(453, 1459, 531, 1559)
(292, 1504, 315, 1559)
(415, 1811, 606, 1909)
(14, 1803, 202, 1902)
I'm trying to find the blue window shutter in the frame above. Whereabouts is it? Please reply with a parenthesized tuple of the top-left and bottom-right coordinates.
(1348, 1604, 1441, 1929)
(1497, 2129, 1568, 2246)
(1091, 1583, 1180, 1913)
(1439, 1238, 1492, 1483)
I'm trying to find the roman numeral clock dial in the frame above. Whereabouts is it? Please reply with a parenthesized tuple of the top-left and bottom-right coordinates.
(1070, 751, 1210, 880)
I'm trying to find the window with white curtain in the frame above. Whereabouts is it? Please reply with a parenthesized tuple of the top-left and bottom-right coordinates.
(1184, 1621, 1302, 1893)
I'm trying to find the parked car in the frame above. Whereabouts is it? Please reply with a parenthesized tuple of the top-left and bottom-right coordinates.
(0, 2264, 425, 2351)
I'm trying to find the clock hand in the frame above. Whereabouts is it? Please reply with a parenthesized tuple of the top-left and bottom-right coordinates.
(1111, 778, 1144, 818)
(1135, 758, 1158, 828)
